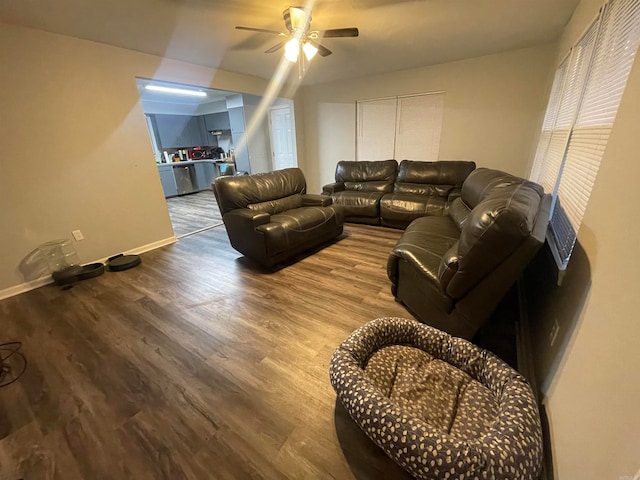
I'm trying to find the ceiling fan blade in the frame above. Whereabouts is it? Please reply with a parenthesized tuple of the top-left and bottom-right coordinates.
(308, 40, 332, 57)
(265, 41, 286, 54)
(317, 27, 359, 38)
(235, 26, 284, 35)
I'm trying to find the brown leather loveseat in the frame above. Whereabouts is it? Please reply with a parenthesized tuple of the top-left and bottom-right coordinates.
(214, 168, 345, 267)
(322, 160, 476, 228)
(387, 168, 551, 339)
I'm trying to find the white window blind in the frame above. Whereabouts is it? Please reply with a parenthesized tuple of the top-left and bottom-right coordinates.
(356, 92, 445, 161)
(529, 58, 569, 184)
(532, 23, 599, 195)
(530, 0, 640, 270)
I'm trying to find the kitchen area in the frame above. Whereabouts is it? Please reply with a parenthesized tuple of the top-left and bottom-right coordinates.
(152, 109, 239, 199)
(137, 78, 298, 237)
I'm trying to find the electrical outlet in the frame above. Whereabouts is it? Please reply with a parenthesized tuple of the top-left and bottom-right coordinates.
(549, 319, 560, 347)
(72, 230, 84, 241)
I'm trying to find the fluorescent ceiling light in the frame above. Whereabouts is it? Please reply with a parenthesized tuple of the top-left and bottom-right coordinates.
(285, 38, 299, 62)
(144, 85, 207, 97)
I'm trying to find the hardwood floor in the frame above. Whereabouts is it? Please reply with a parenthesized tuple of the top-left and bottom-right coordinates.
(0, 224, 415, 479)
(166, 190, 223, 238)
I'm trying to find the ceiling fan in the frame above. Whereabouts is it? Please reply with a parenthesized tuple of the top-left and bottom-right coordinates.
(235, 6, 359, 64)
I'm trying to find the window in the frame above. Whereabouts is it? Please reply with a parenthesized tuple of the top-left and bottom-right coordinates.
(530, 0, 640, 270)
(356, 92, 445, 161)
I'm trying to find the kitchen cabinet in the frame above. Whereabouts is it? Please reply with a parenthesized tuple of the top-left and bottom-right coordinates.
(187, 116, 216, 147)
(190, 116, 207, 147)
(154, 115, 188, 149)
(193, 161, 217, 190)
(210, 103, 270, 175)
(196, 116, 211, 148)
(228, 107, 248, 172)
(154, 114, 206, 149)
(158, 164, 178, 197)
(158, 161, 217, 197)
(228, 107, 246, 134)
(204, 112, 231, 131)
(233, 134, 251, 174)
(246, 103, 271, 174)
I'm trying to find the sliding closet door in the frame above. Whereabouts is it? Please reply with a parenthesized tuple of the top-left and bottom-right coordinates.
(394, 93, 444, 161)
(356, 92, 445, 161)
(356, 97, 396, 161)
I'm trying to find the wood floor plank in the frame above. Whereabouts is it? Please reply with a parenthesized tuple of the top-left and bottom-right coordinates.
(0, 422, 57, 480)
(166, 189, 223, 238)
(0, 223, 419, 479)
(190, 424, 290, 480)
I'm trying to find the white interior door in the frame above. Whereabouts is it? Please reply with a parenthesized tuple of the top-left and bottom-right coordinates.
(268, 104, 297, 171)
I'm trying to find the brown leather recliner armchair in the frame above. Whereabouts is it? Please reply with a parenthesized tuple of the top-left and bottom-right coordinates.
(387, 168, 551, 339)
(214, 168, 345, 267)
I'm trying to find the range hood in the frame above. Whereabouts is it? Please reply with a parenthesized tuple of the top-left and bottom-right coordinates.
(209, 129, 231, 136)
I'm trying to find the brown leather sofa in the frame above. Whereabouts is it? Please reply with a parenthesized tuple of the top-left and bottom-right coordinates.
(322, 160, 476, 228)
(322, 160, 398, 225)
(381, 160, 476, 228)
(387, 168, 551, 339)
(213, 168, 345, 267)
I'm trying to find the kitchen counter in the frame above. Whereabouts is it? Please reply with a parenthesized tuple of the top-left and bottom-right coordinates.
(158, 159, 217, 166)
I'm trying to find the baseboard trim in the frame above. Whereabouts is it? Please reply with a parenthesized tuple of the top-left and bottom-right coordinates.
(0, 236, 178, 301)
(106, 236, 178, 258)
(0, 276, 54, 301)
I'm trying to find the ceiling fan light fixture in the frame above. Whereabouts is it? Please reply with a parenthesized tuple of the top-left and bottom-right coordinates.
(284, 38, 300, 62)
(235, 6, 358, 75)
(303, 41, 318, 61)
(286, 6, 310, 32)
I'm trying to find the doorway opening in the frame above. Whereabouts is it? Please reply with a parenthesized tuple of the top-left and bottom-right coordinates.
(136, 78, 298, 238)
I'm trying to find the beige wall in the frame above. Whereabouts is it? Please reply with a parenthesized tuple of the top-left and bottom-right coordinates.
(0, 24, 277, 293)
(539, 0, 640, 477)
(298, 44, 557, 192)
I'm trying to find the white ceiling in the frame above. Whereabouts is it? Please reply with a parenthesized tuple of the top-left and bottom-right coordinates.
(0, 0, 580, 85)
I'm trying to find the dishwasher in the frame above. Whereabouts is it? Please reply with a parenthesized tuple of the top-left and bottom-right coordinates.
(173, 164, 197, 195)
